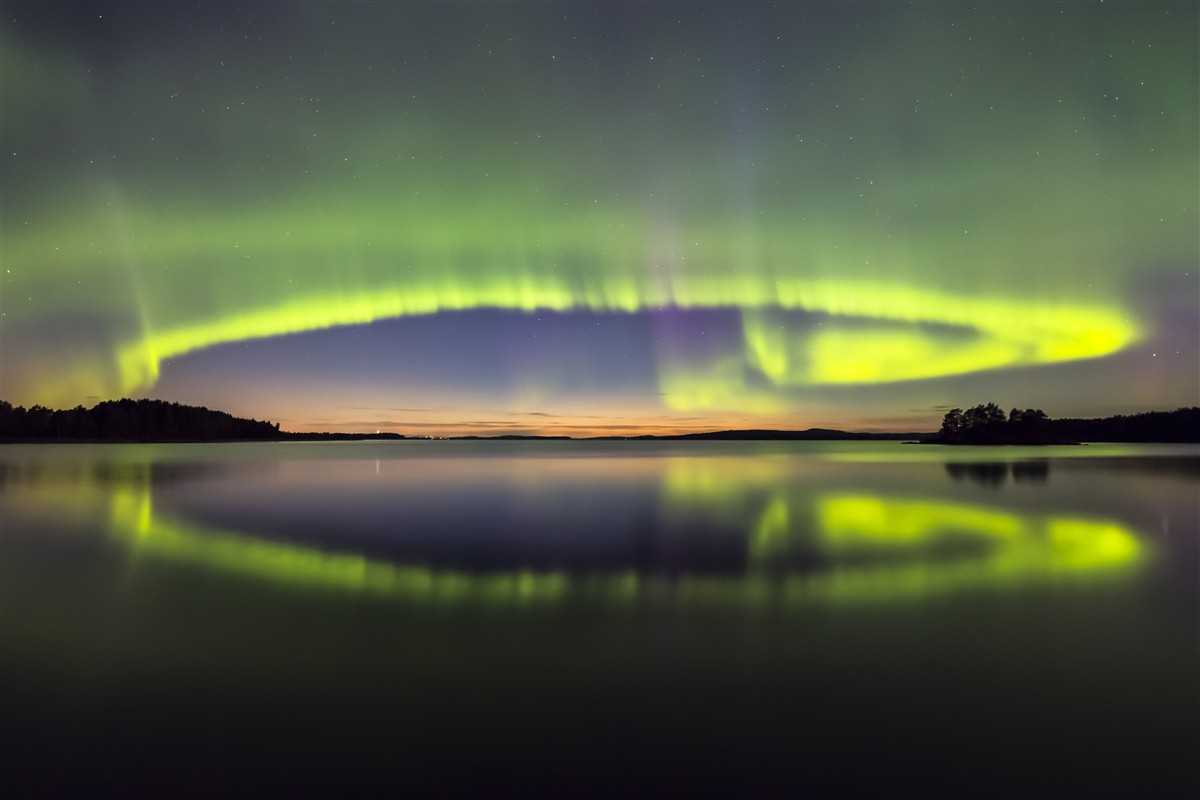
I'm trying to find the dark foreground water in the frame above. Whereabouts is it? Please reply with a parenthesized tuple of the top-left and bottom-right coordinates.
(2, 441, 1197, 798)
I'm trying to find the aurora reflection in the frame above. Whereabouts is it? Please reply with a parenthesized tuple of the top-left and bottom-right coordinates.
(1, 444, 1149, 606)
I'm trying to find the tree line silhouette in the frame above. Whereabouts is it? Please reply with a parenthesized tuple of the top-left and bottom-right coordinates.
(0, 399, 282, 441)
(932, 403, 1200, 444)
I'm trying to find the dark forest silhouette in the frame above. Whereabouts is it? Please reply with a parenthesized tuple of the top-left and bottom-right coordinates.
(0, 399, 413, 441)
(927, 403, 1200, 444)
(0, 399, 282, 441)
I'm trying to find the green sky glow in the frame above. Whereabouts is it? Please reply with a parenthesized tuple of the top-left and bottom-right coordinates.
(1, 3, 1196, 428)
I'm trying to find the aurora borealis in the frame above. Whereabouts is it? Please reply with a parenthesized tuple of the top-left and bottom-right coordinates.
(2, 2, 1197, 435)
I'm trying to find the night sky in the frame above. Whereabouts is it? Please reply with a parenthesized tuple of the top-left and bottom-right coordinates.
(2, 2, 1196, 435)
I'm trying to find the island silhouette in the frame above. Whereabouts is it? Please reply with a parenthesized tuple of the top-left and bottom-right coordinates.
(923, 403, 1200, 445)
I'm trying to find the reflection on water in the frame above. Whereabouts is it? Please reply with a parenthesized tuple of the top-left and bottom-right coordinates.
(0, 444, 1160, 605)
(2, 441, 1197, 797)
(946, 459, 1051, 485)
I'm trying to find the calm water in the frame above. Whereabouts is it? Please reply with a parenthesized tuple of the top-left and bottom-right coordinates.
(2, 441, 1197, 797)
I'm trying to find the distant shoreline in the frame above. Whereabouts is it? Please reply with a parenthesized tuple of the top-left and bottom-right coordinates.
(8, 431, 1200, 445)
(2, 430, 928, 444)
(2, 399, 1197, 444)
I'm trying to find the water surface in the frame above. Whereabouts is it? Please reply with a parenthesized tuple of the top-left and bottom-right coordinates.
(2, 441, 1197, 797)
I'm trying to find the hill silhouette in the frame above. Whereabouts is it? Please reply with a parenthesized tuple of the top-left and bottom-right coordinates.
(0, 399, 282, 442)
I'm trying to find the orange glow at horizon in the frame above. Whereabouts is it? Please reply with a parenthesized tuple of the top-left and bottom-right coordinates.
(264, 407, 932, 438)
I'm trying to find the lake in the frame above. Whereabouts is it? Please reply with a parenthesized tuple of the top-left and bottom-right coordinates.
(2, 441, 1197, 797)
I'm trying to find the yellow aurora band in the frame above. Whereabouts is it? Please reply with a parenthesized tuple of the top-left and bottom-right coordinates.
(5, 202, 1143, 410)
(127, 280, 1134, 399)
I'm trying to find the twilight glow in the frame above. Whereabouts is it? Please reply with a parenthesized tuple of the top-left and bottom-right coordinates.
(2, 2, 1196, 433)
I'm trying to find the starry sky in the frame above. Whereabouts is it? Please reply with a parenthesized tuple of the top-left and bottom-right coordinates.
(2, 2, 1197, 436)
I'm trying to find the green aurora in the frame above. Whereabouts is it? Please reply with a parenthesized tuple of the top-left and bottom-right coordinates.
(1, 3, 1196, 426)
